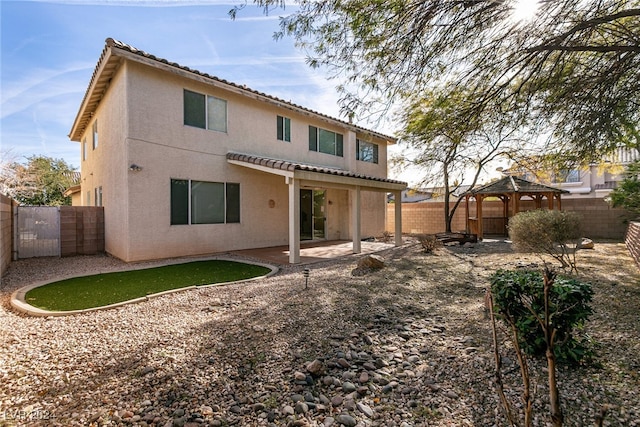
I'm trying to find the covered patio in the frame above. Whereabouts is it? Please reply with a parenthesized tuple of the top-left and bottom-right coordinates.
(464, 176, 568, 239)
(227, 152, 407, 263)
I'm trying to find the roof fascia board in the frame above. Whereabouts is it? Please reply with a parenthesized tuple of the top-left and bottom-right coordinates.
(69, 48, 117, 141)
(294, 170, 406, 191)
(227, 159, 294, 179)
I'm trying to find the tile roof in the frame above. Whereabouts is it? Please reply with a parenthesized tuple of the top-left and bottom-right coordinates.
(468, 176, 568, 195)
(70, 38, 396, 143)
(63, 171, 81, 184)
(227, 152, 407, 186)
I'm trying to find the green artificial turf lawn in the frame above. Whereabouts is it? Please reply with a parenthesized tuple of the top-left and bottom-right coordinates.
(25, 260, 271, 311)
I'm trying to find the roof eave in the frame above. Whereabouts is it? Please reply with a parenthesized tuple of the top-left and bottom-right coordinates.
(69, 38, 397, 144)
(69, 43, 121, 142)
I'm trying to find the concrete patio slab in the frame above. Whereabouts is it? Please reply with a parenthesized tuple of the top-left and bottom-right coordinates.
(232, 240, 396, 265)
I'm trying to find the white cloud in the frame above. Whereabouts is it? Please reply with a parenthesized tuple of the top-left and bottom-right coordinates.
(1, 64, 93, 119)
(19, 0, 241, 6)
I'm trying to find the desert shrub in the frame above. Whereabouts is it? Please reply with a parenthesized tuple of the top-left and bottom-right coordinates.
(490, 269, 594, 364)
(418, 234, 442, 253)
(508, 209, 582, 271)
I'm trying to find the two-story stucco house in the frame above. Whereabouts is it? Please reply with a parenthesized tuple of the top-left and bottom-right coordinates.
(69, 38, 406, 263)
(503, 147, 639, 199)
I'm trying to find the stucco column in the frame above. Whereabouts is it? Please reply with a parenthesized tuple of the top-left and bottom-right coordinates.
(352, 186, 361, 254)
(288, 177, 300, 263)
(394, 190, 402, 246)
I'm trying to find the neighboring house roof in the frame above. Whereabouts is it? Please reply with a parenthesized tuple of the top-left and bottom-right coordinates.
(69, 38, 397, 144)
(399, 185, 473, 203)
(227, 152, 406, 190)
(468, 176, 569, 195)
(63, 184, 81, 198)
(63, 171, 81, 185)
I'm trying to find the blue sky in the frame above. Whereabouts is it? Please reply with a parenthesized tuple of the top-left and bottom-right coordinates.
(1, 0, 347, 171)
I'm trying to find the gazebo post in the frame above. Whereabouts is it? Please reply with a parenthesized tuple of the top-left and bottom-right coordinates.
(465, 195, 470, 233)
(476, 194, 484, 240)
(548, 192, 554, 210)
(502, 196, 509, 235)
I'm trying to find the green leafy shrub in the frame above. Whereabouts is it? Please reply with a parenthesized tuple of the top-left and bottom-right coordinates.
(508, 209, 582, 271)
(490, 269, 594, 364)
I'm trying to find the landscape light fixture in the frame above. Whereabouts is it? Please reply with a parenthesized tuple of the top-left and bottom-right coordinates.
(303, 268, 310, 289)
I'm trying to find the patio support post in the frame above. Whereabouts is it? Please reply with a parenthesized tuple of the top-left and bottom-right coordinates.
(287, 177, 300, 263)
(548, 192, 554, 210)
(394, 190, 402, 246)
(352, 186, 361, 254)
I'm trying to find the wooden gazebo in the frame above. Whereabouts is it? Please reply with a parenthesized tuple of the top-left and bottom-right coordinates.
(464, 176, 569, 239)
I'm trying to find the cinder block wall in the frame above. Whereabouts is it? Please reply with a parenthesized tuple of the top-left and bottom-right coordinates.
(1, 194, 17, 276)
(625, 222, 640, 269)
(387, 198, 630, 240)
(561, 199, 629, 240)
(60, 206, 105, 256)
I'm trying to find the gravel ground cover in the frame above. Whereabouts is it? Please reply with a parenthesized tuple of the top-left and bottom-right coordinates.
(1, 239, 638, 427)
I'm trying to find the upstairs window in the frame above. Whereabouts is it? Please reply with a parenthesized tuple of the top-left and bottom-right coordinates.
(92, 121, 98, 150)
(309, 126, 343, 157)
(356, 139, 379, 164)
(553, 169, 581, 183)
(183, 89, 227, 133)
(277, 116, 291, 142)
(82, 138, 87, 161)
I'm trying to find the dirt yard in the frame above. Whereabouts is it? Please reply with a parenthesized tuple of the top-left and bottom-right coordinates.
(0, 238, 638, 426)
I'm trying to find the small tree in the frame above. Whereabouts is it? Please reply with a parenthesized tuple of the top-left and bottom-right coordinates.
(396, 86, 523, 233)
(0, 155, 77, 206)
(490, 268, 595, 426)
(508, 210, 582, 272)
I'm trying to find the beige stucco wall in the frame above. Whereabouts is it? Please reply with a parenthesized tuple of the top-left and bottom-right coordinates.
(77, 59, 394, 262)
(78, 63, 130, 259)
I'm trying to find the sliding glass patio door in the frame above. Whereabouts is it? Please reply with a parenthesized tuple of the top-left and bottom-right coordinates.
(300, 189, 326, 240)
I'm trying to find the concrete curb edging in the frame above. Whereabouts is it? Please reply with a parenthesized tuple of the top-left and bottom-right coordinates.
(10, 256, 279, 317)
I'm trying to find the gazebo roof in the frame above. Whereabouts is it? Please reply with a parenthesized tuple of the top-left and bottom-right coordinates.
(468, 176, 569, 195)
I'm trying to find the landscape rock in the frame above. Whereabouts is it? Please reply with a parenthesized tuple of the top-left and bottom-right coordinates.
(356, 254, 385, 270)
(306, 359, 325, 376)
(580, 238, 595, 249)
(335, 414, 357, 427)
